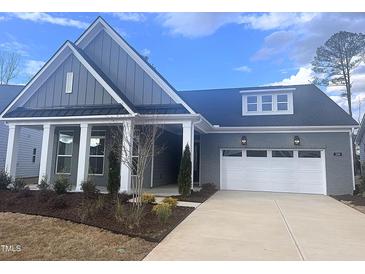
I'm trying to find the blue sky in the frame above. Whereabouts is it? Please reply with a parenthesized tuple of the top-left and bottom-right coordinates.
(1, 12, 365, 119)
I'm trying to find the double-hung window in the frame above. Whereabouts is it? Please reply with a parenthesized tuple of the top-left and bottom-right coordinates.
(246, 96, 258, 112)
(277, 94, 288, 111)
(261, 95, 273, 111)
(56, 131, 74, 174)
(89, 130, 106, 175)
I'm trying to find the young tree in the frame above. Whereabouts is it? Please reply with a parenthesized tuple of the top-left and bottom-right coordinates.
(312, 31, 365, 117)
(178, 144, 192, 197)
(110, 123, 164, 226)
(0, 51, 20, 85)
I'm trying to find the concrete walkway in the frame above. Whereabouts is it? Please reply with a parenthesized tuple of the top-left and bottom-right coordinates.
(144, 191, 365, 260)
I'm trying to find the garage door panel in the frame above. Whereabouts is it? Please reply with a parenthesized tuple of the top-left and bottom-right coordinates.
(221, 149, 326, 194)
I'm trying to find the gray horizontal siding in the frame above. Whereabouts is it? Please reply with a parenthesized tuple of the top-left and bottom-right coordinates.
(0, 123, 42, 178)
(200, 132, 353, 195)
(24, 54, 118, 109)
(83, 30, 175, 106)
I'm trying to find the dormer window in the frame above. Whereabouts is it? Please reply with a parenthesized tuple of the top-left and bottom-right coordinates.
(241, 89, 294, 116)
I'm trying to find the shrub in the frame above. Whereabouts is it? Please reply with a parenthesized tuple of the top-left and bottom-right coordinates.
(53, 175, 71, 195)
(0, 170, 12, 190)
(81, 179, 99, 198)
(117, 191, 131, 203)
(115, 198, 125, 223)
(178, 144, 192, 197)
(162, 197, 178, 208)
(152, 203, 172, 224)
(11, 178, 26, 192)
(108, 150, 120, 196)
(51, 195, 67, 209)
(142, 193, 156, 204)
(38, 177, 50, 191)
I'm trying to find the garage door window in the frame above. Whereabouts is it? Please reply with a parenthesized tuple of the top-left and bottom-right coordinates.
(246, 150, 267, 157)
(223, 150, 242, 157)
(298, 151, 321, 158)
(272, 150, 293, 158)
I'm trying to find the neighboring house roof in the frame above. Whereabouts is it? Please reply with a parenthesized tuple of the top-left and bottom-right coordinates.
(0, 85, 24, 112)
(355, 115, 365, 144)
(177, 84, 358, 127)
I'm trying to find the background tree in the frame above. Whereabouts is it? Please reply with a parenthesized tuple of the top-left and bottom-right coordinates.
(0, 51, 20, 85)
(178, 144, 192, 197)
(312, 31, 365, 117)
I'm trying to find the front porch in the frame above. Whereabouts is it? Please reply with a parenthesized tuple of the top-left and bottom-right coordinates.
(4, 117, 201, 194)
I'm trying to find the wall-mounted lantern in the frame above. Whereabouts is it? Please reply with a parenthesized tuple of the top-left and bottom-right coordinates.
(241, 136, 247, 146)
(294, 136, 300, 146)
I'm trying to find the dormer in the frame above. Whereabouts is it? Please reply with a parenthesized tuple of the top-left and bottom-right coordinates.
(241, 88, 295, 116)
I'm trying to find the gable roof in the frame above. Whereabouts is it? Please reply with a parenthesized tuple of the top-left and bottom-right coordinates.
(0, 85, 24, 112)
(355, 115, 365, 144)
(0, 41, 136, 118)
(75, 17, 196, 114)
(177, 84, 358, 127)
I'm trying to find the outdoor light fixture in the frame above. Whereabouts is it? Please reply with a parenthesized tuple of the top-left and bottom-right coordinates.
(294, 136, 300, 146)
(241, 136, 247, 146)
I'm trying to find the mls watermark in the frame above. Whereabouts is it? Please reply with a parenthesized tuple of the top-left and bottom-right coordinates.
(1, 244, 22, 253)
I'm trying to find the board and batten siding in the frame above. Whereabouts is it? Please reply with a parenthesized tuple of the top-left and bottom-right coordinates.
(24, 54, 118, 109)
(0, 123, 42, 178)
(83, 30, 175, 106)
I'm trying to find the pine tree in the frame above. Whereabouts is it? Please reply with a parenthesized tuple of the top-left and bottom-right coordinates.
(178, 144, 192, 196)
(107, 150, 120, 196)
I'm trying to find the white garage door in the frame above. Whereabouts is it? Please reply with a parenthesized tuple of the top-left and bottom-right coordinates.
(221, 149, 326, 194)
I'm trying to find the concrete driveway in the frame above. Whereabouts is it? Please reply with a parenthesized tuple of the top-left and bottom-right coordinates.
(144, 191, 365, 260)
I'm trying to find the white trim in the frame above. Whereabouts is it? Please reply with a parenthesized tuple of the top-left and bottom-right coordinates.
(150, 126, 155, 188)
(349, 131, 355, 190)
(242, 92, 294, 116)
(75, 17, 196, 115)
(76, 123, 92, 190)
(65, 72, 73, 94)
(239, 87, 296, 94)
(38, 124, 55, 184)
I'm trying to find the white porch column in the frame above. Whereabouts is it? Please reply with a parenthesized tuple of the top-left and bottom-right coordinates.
(38, 124, 55, 184)
(182, 121, 194, 189)
(76, 123, 92, 191)
(120, 120, 133, 193)
(5, 124, 20, 179)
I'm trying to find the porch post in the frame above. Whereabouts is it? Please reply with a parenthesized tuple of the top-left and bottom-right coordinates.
(120, 120, 133, 193)
(5, 124, 20, 179)
(38, 124, 55, 184)
(76, 123, 92, 191)
(182, 121, 194, 190)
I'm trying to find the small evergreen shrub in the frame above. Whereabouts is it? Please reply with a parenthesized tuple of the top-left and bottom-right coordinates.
(81, 179, 99, 198)
(108, 150, 120, 196)
(162, 197, 178, 208)
(53, 175, 71, 195)
(38, 177, 50, 191)
(141, 193, 156, 204)
(11, 178, 26, 192)
(178, 144, 192, 197)
(152, 203, 172, 224)
(0, 170, 12, 190)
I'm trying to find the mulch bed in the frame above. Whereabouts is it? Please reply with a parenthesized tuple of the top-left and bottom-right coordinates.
(0, 190, 194, 242)
(173, 186, 217, 203)
(332, 194, 365, 214)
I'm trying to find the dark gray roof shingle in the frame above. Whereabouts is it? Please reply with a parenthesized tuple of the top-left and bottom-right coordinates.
(177, 84, 358, 127)
(0, 85, 24, 113)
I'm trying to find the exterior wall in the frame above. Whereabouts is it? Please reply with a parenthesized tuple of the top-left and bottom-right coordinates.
(24, 54, 118, 109)
(0, 123, 42, 178)
(150, 130, 181, 187)
(200, 132, 353, 195)
(83, 30, 175, 106)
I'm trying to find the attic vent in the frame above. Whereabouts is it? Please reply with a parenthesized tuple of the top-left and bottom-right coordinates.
(65, 72, 74, 94)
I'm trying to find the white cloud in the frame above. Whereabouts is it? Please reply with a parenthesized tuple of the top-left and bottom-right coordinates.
(113, 13, 146, 22)
(234, 65, 252, 73)
(269, 66, 314, 86)
(13, 13, 89, 29)
(141, 48, 151, 56)
(239, 13, 316, 31)
(0, 40, 28, 56)
(24, 59, 45, 77)
(157, 13, 242, 38)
